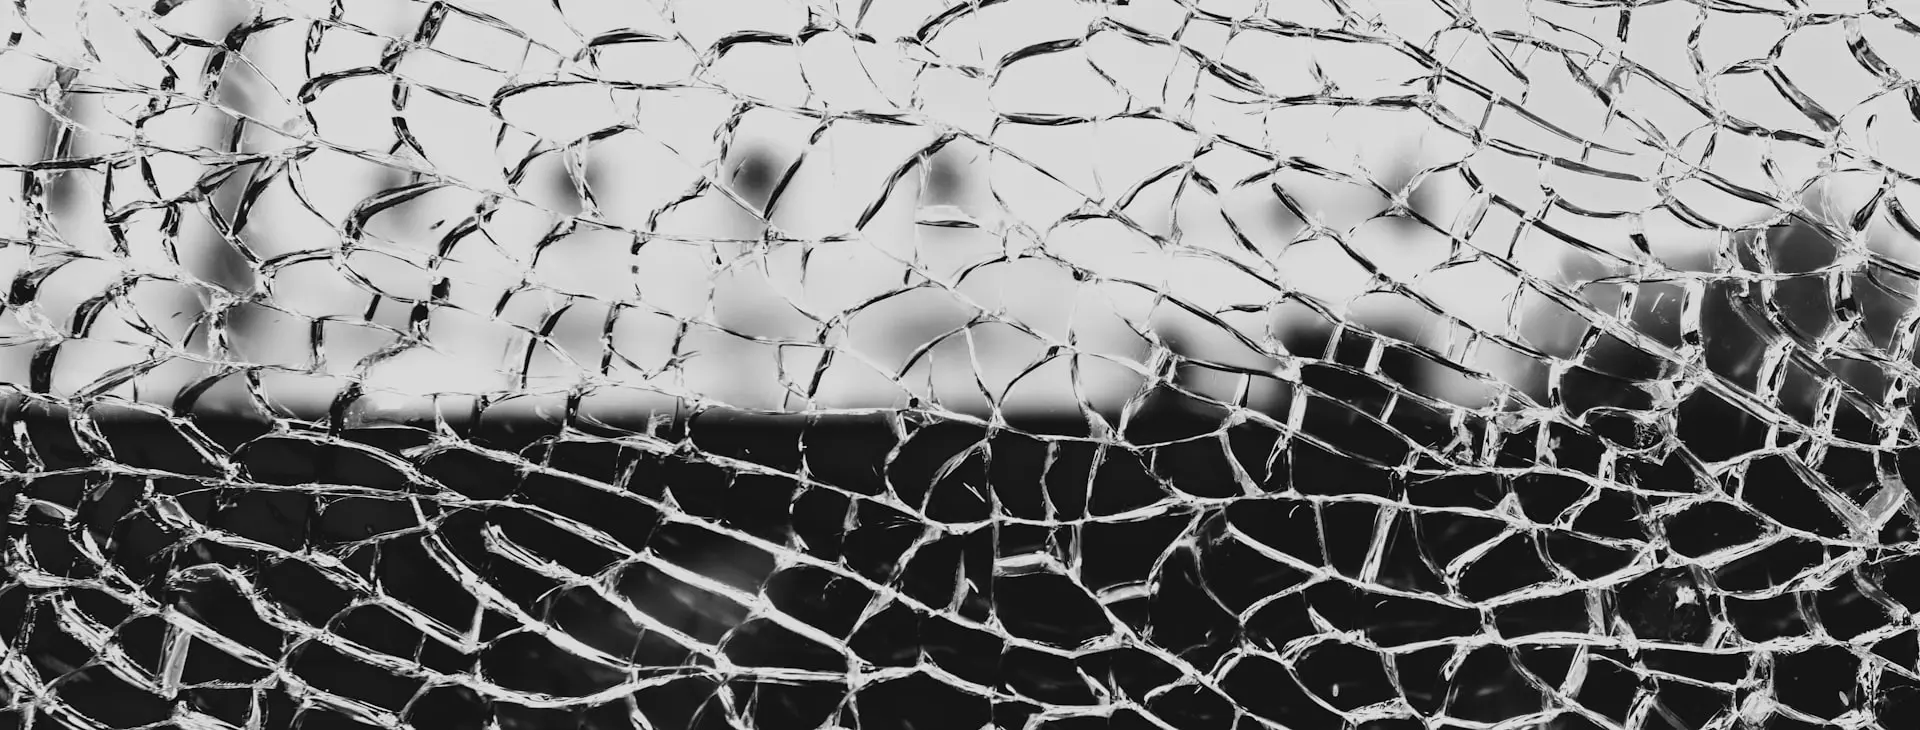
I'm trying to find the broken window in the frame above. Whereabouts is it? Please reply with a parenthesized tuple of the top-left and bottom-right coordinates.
(3, 0, 1919, 728)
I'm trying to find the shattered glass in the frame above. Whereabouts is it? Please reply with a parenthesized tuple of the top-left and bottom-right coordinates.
(6, 0, 1920, 727)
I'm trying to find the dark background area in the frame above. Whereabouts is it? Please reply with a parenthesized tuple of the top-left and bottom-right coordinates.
(8, 248, 1920, 729)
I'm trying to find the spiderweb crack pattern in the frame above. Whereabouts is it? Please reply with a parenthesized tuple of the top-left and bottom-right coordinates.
(4, 0, 1920, 728)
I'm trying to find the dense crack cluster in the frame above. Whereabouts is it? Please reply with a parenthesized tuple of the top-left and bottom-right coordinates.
(9, 0, 1920, 728)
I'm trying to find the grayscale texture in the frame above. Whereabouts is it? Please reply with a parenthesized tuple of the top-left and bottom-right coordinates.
(3, 0, 1920, 728)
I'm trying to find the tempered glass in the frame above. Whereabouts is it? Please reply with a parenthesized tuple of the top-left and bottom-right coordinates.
(2, 0, 1918, 728)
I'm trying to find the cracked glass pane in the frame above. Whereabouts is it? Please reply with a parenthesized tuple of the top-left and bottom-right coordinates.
(4, 0, 1920, 727)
